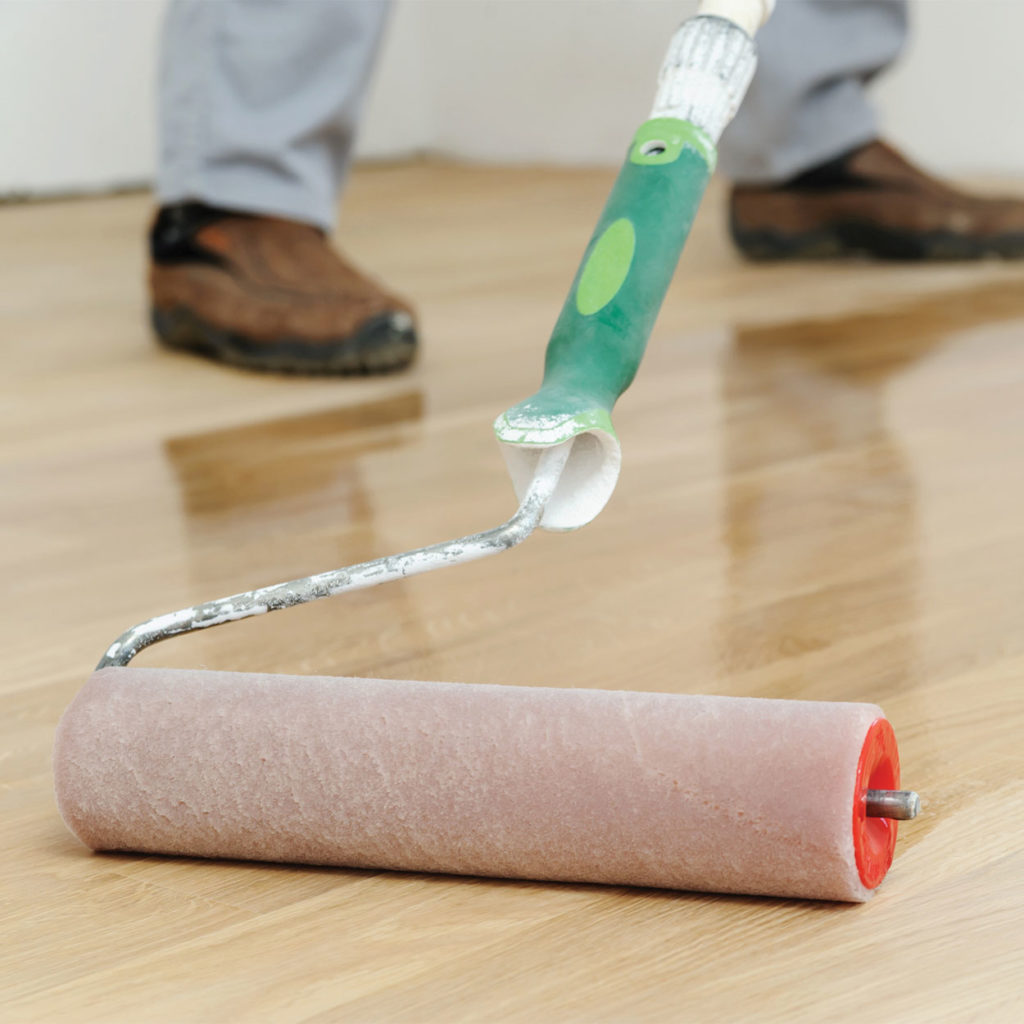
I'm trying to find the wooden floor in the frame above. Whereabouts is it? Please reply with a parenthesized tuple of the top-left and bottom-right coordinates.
(2, 162, 1023, 1022)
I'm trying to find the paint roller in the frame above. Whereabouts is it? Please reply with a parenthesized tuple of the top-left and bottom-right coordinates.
(54, 0, 921, 902)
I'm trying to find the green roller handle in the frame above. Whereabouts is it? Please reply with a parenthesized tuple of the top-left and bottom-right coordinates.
(494, 117, 717, 530)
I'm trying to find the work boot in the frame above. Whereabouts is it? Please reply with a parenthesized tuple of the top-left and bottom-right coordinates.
(729, 140, 1024, 261)
(149, 203, 417, 374)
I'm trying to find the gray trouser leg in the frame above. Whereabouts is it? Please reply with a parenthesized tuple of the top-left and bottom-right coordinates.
(157, 0, 391, 230)
(718, 0, 909, 185)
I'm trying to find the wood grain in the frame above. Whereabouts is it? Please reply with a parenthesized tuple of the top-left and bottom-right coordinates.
(2, 162, 1023, 1023)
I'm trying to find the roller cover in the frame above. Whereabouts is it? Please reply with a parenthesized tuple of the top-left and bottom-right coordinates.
(54, 668, 894, 901)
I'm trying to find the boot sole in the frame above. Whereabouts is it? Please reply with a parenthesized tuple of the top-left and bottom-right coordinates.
(152, 306, 417, 376)
(731, 218, 1024, 262)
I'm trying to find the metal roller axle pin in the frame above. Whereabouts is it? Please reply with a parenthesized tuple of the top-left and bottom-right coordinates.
(866, 790, 920, 820)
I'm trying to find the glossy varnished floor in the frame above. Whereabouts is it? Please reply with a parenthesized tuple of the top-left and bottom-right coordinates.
(2, 163, 1023, 1022)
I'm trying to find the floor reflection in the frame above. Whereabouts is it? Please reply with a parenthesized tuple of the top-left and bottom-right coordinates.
(159, 391, 430, 675)
(164, 392, 424, 521)
(717, 281, 1024, 706)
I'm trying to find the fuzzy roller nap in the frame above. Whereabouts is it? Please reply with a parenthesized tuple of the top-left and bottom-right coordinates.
(55, 668, 910, 902)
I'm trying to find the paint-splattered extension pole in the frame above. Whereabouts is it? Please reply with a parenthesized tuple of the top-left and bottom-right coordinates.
(495, 0, 775, 532)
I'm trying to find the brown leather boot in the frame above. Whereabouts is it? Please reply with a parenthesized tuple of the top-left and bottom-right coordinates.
(149, 203, 417, 374)
(730, 140, 1024, 261)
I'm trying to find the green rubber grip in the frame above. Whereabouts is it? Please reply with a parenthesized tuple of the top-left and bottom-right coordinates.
(495, 117, 716, 447)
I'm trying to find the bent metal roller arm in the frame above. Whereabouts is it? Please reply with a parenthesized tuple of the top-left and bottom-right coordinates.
(97, 442, 573, 668)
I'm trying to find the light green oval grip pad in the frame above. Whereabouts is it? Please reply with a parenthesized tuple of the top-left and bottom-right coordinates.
(494, 118, 715, 530)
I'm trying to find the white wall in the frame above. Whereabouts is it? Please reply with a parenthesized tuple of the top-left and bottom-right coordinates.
(873, 0, 1024, 177)
(2, 0, 1023, 198)
(0, 0, 164, 196)
(361, 0, 682, 165)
